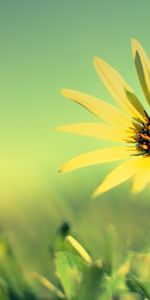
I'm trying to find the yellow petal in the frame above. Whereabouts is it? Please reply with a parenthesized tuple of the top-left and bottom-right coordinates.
(59, 146, 136, 173)
(56, 122, 130, 142)
(93, 57, 145, 121)
(132, 38, 150, 106)
(132, 157, 150, 193)
(61, 89, 132, 129)
(92, 156, 141, 198)
(65, 235, 92, 264)
(33, 273, 66, 299)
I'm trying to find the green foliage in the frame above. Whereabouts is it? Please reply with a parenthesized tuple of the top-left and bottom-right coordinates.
(52, 235, 150, 300)
(0, 278, 9, 300)
(55, 251, 87, 299)
(1, 229, 150, 299)
(76, 264, 104, 300)
(0, 234, 38, 300)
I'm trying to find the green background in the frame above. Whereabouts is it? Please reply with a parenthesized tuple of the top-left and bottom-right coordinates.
(1, 0, 150, 273)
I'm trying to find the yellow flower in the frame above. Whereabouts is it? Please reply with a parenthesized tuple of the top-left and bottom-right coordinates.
(57, 39, 150, 198)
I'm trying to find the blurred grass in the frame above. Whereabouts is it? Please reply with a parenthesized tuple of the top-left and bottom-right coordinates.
(1, 219, 150, 300)
(1, 185, 150, 274)
(0, 186, 150, 299)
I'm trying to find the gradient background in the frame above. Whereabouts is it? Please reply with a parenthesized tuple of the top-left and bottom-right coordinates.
(1, 0, 150, 274)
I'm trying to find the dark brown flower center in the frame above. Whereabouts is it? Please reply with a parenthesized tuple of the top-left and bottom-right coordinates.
(135, 111, 150, 154)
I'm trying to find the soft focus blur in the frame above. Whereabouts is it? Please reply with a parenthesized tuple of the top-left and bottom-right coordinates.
(1, 0, 150, 281)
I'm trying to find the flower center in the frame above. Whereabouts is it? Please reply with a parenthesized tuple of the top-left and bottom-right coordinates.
(135, 111, 150, 154)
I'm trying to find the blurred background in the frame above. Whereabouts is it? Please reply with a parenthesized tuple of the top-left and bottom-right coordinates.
(1, 0, 150, 288)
